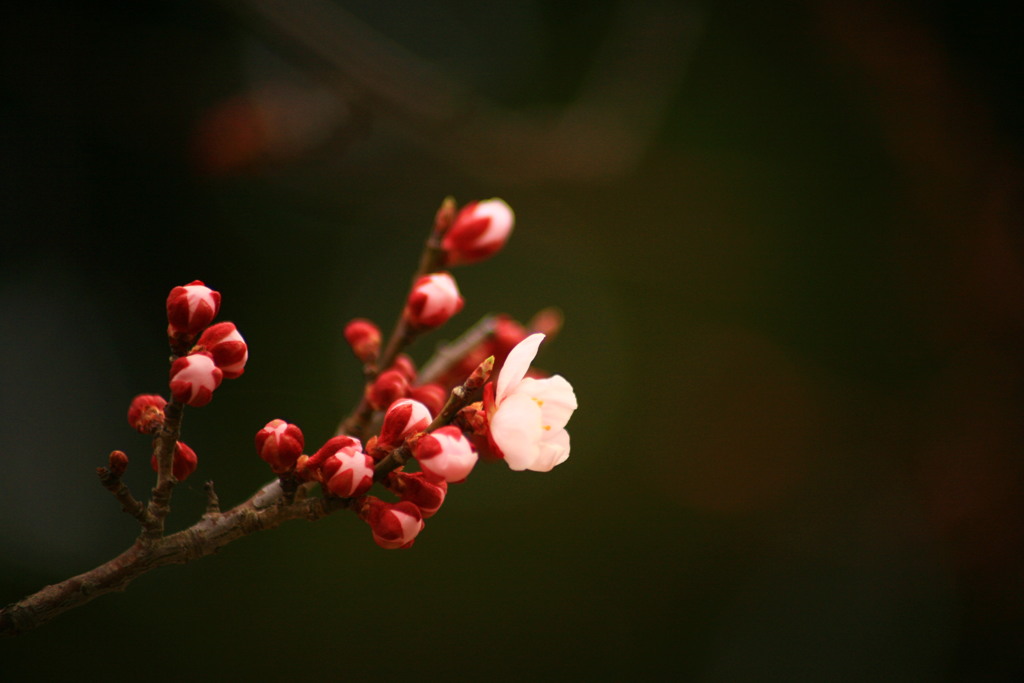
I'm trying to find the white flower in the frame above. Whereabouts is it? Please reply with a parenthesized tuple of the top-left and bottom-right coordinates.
(486, 333, 577, 472)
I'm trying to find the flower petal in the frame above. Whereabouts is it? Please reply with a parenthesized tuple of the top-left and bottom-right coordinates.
(489, 392, 543, 470)
(516, 375, 577, 431)
(531, 427, 570, 472)
(496, 333, 544, 404)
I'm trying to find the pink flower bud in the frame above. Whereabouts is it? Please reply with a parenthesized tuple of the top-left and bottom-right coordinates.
(169, 353, 223, 407)
(194, 321, 248, 379)
(387, 470, 447, 518)
(366, 369, 410, 411)
(255, 419, 305, 474)
(409, 383, 447, 417)
(359, 497, 425, 549)
(403, 272, 464, 329)
(150, 441, 198, 482)
(442, 198, 515, 266)
(166, 280, 221, 339)
(303, 435, 362, 482)
(412, 425, 478, 484)
(378, 398, 432, 451)
(127, 394, 167, 434)
(344, 318, 381, 364)
(324, 447, 375, 498)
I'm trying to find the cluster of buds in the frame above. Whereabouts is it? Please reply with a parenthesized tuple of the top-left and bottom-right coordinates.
(327, 198, 576, 548)
(120, 281, 251, 484)
(165, 281, 249, 408)
(124, 197, 576, 552)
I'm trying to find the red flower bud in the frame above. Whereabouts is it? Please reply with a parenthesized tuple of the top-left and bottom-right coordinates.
(387, 470, 447, 518)
(359, 497, 425, 549)
(344, 318, 381, 364)
(404, 272, 463, 329)
(442, 199, 514, 266)
(169, 353, 223, 407)
(127, 394, 167, 434)
(324, 447, 375, 498)
(108, 450, 129, 478)
(390, 354, 417, 383)
(194, 321, 248, 379)
(150, 441, 198, 482)
(489, 315, 529, 358)
(303, 435, 362, 482)
(255, 419, 305, 474)
(366, 369, 409, 411)
(166, 280, 221, 339)
(378, 398, 432, 452)
(409, 383, 447, 417)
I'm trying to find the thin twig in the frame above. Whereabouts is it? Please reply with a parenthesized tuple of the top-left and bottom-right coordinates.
(144, 399, 185, 538)
(96, 467, 148, 525)
(336, 206, 451, 439)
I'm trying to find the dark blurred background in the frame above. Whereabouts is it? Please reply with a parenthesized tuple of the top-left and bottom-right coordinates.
(2, 0, 1022, 679)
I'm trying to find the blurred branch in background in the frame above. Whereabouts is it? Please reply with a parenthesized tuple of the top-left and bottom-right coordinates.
(197, 0, 701, 181)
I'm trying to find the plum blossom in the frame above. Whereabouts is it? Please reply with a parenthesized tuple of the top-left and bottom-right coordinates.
(485, 333, 577, 472)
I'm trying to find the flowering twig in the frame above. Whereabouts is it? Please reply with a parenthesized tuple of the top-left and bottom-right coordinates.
(337, 198, 455, 440)
(1, 195, 576, 636)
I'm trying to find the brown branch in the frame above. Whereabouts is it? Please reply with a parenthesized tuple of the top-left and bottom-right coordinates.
(144, 399, 185, 538)
(0, 487, 353, 636)
(96, 467, 148, 525)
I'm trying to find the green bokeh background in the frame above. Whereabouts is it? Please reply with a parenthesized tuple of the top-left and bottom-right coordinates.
(3, 1, 1022, 679)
